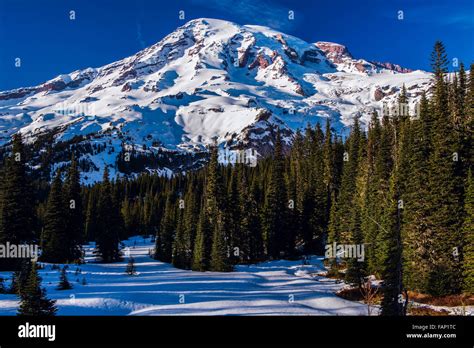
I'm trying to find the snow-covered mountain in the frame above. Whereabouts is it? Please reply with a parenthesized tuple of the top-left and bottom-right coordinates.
(0, 18, 433, 182)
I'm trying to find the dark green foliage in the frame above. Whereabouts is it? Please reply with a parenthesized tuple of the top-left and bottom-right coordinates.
(40, 171, 69, 263)
(462, 169, 473, 294)
(192, 208, 212, 271)
(262, 130, 290, 258)
(0, 134, 35, 270)
(154, 194, 175, 263)
(17, 263, 57, 316)
(94, 167, 121, 262)
(63, 156, 84, 261)
(57, 267, 72, 290)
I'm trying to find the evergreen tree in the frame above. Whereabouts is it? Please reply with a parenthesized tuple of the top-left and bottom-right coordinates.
(95, 167, 121, 262)
(85, 188, 99, 242)
(10, 259, 32, 295)
(262, 129, 289, 258)
(425, 42, 464, 295)
(40, 171, 68, 263)
(402, 93, 433, 291)
(18, 263, 57, 316)
(462, 169, 474, 294)
(155, 194, 175, 263)
(57, 267, 72, 290)
(63, 156, 83, 261)
(207, 146, 232, 271)
(192, 207, 211, 271)
(380, 173, 404, 316)
(0, 134, 35, 270)
(210, 209, 232, 272)
(335, 118, 362, 245)
(240, 173, 264, 262)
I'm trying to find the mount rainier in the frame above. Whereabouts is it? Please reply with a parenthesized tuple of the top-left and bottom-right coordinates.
(0, 18, 433, 182)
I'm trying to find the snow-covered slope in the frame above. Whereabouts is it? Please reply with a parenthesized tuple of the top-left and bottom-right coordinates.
(0, 237, 371, 315)
(0, 18, 433, 181)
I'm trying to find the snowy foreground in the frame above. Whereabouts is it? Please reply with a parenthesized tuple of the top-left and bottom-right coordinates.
(0, 236, 370, 316)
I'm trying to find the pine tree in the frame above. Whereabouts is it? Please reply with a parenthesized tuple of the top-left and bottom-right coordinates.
(262, 129, 289, 258)
(183, 185, 199, 262)
(345, 118, 367, 286)
(362, 111, 382, 275)
(85, 188, 99, 242)
(210, 209, 232, 272)
(172, 199, 187, 268)
(207, 146, 232, 271)
(380, 120, 409, 316)
(63, 156, 83, 261)
(18, 263, 57, 316)
(192, 207, 211, 271)
(40, 171, 69, 263)
(462, 169, 474, 294)
(57, 267, 72, 290)
(0, 134, 35, 270)
(155, 194, 175, 263)
(227, 168, 242, 263)
(425, 42, 464, 296)
(95, 167, 121, 262)
(380, 172, 404, 316)
(312, 123, 328, 254)
(10, 259, 32, 295)
(402, 93, 433, 291)
(335, 118, 362, 245)
(240, 173, 264, 262)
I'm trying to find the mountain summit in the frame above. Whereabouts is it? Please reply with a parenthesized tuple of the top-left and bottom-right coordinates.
(0, 18, 432, 182)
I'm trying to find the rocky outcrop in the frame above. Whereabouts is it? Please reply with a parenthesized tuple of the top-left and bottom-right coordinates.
(301, 49, 321, 64)
(248, 54, 270, 69)
(315, 41, 353, 63)
(121, 83, 132, 92)
(371, 61, 412, 73)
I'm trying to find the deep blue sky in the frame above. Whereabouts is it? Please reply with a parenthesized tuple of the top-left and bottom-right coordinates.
(0, 0, 473, 90)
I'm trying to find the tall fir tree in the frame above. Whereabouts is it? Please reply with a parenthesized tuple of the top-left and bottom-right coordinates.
(155, 194, 175, 263)
(262, 129, 289, 258)
(95, 167, 121, 262)
(18, 263, 57, 316)
(462, 169, 473, 294)
(192, 206, 211, 271)
(0, 134, 35, 270)
(206, 146, 232, 271)
(426, 41, 464, 295)
(40, 171, 69, 263)
(63, 156, 83, 261)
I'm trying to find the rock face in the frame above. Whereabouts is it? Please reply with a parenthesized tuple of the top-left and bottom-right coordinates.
(248, 54, 270, 69)
(315, 41, 413, 75)
(0, 18, 433, 182)
(315, 41, 353, 63)
(371, 61, 413, 73)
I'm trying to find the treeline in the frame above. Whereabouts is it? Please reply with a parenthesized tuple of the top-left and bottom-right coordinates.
(0, 42, 472, 316)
